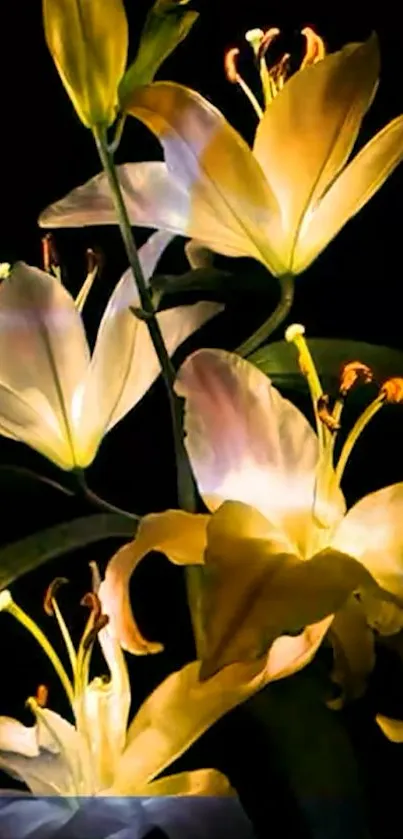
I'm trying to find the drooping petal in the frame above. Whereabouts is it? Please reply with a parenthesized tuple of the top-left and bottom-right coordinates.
(39, 162, 190, 234)
(0, 718, 39, 757)
(175, 348, 320, 556)
(99, 510, 208, 653)
(0, 752, 73, 796)
(376, 715, 403, 743)
(253, 35, 379, 271)
(295, 115, 403, 273)
(331, 483, 403, 599)
(134, 768, 233, 796)
(200, 500, 378, 678)
(0, 263, 90, 468)
(126, 82, 285, 274)
(327, 596, 375, 705)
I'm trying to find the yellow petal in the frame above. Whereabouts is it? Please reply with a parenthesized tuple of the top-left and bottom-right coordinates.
(139, 768, 233, 796)
(126, 82, 284, 274)
(42, 0, 128, 128)
(328, 596, 375, 705)
(253, 35, 379, 271)
(376, 715, 403, 743)
(294, 114, 403, 273)
(200, 500, 379, 678)
(100, 510, 209, 654)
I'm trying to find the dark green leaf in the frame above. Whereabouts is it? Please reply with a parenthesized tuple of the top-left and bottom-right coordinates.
(249, 338, 403, 393)
(0, 514, 138, 589)
(119, 0, 198, 107)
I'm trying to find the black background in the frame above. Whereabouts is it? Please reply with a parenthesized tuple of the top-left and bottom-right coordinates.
(2, 2, 403, 837)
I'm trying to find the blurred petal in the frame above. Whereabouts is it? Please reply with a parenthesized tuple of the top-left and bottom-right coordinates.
(328, 596, 375, 705)
(175, 348, 319, 556)
(127, 82, 284, 273)
(138, 768, 233, 796)
(253, 35, 379, 268)
(39, 162, 191, 234)
(200, 500, 377, 678)
(0, 718, 38, 757)
(296, 115, 403, 273)
(0, 263, 89, 468)
(376, 715, 403, 743)
(100, 510, 208, 653)
(331, 483, 403, 598)
(0, 752, 72, 796)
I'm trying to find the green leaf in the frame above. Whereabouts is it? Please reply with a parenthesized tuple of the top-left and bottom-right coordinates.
(249, 338, 403, 392)
(119, 0, 198, 107)
(0, 514, 138, 589)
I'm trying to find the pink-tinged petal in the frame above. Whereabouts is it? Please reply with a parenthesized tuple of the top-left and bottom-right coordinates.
(294, 115, 403, 274)
(127, 82, 285, 274)
(253, 35, 379, 270)
(80, 229, 222, 447)
(175, 348, 319, 555)
(100, 510, 208, 654)
(331, 483, 403, 599)
(0, 263, 90, 468)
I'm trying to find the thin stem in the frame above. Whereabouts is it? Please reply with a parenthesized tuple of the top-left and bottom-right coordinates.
(236, 273, 295, 358)
(108, 113, 127, 155)
(334, 395, 384, 485)
(73, 469, 138, 522)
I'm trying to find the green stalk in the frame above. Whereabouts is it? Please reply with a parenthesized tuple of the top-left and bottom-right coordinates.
(236, 273, 295, 357)
(92, 125, 203, 653)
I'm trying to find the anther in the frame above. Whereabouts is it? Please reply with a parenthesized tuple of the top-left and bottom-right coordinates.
(379, 378, 403, 404)
(317, 394, 341, 433)
(35, 684, 49, 708)
(224, 48, 240, 83)
(44, 577, 69, 616)
(339, 361, 373, 398)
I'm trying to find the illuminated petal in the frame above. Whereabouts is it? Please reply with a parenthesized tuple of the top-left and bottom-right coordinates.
(295, 114, 403, 273)
(376, 715, 403, 743)
(136, 768, 233, 796)
(331, 483, 403, 599)
(328, 596, 375, 705)
(0, 718, 39, 757)
(39, 162, 191, 234)
(200, 500, 376, 678)
(253, 35, 379, 270)
(0, 263, 89, 469)
(100, 510, 208, 653)
(175, 348, 319, 556)
(0, 384, 74, 469)
(0, 752, 73, 796)
(126, 82, 284, 273)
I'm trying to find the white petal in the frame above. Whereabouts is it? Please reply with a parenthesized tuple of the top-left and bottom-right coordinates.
(294, 114, 403, 273)
(0, 718, 39, 757)
(0, 263, 90, 468)
(331, 483, 403, 598)
(253, 36, 379, 270)
(0, 752, 74, 796)
(0, 383, 75, 469)
(175, 348, 319, 555)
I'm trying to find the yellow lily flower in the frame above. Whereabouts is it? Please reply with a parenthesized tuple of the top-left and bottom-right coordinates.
(39, 33, 403, 278)
(99, 328, 403, 685)
(42, 0, 128, 128)
(0, 232, 221, 469)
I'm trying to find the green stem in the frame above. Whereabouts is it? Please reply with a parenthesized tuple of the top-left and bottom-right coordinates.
(73, 469, 138, 522)
(92, 126, 204, 653)
(236, 273, 295, 358)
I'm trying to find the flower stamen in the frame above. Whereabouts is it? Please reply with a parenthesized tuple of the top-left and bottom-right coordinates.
(41, 233, 61, 282)
(300, 27, 326, 69)
(224, 47, 263, 119)
(75, 248, 101, 313)
(44, 577, 77, 675)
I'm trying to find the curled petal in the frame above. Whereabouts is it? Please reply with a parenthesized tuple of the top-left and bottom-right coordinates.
(100, 510, 208, 654)
(376, 715, 403, 743)
(136, 768, 233, 797)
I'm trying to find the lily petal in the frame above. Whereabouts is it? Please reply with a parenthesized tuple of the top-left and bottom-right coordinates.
(0, 718, 39, 758)
(126, 82, 284, 273)
(296, 114, 403, 273)
(0, 752, 73, 796)
(100, 510, 208, 654)
(331, 483, 403, 599)
(253, 35, 379, 269)
(0, 263, 90, 468)
(376, 715, 403, 743)
(200, 499, 377, 678)
(175, 348, 319, 556)
(328, 595, 375, 705)
(134, 768, 233, 796)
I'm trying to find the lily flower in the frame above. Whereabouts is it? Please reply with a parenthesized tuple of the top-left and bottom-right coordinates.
(99, 327, 403, 694)
(0, 232, 221, 469)
(39, 31, 403, 278)
(0, 567, 238, 798)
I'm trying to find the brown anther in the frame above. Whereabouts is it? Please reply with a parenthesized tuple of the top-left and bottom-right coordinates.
(41, 233, 60, 274)
(81, 591, 103, 623)
(83, 614, 110, 652)
(317, 394, 341, 433)
(339, 361, 373, 398)
(271, 53, 291, 86)
(257, 27, 281, 61)
(301, 27, 326, 68)
(224, 48, 240, 83)
(44, 577, 69, 616)
(35, 684, 48, 708)
(380, 378, 403, 404)
(86, 247, 103, 275)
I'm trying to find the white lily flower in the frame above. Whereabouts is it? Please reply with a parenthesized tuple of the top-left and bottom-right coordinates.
(0, 231, 221, 469)
(39, 32, 403, 278)
(98, 327, 403, 688)
(0, 568, 235, 799)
